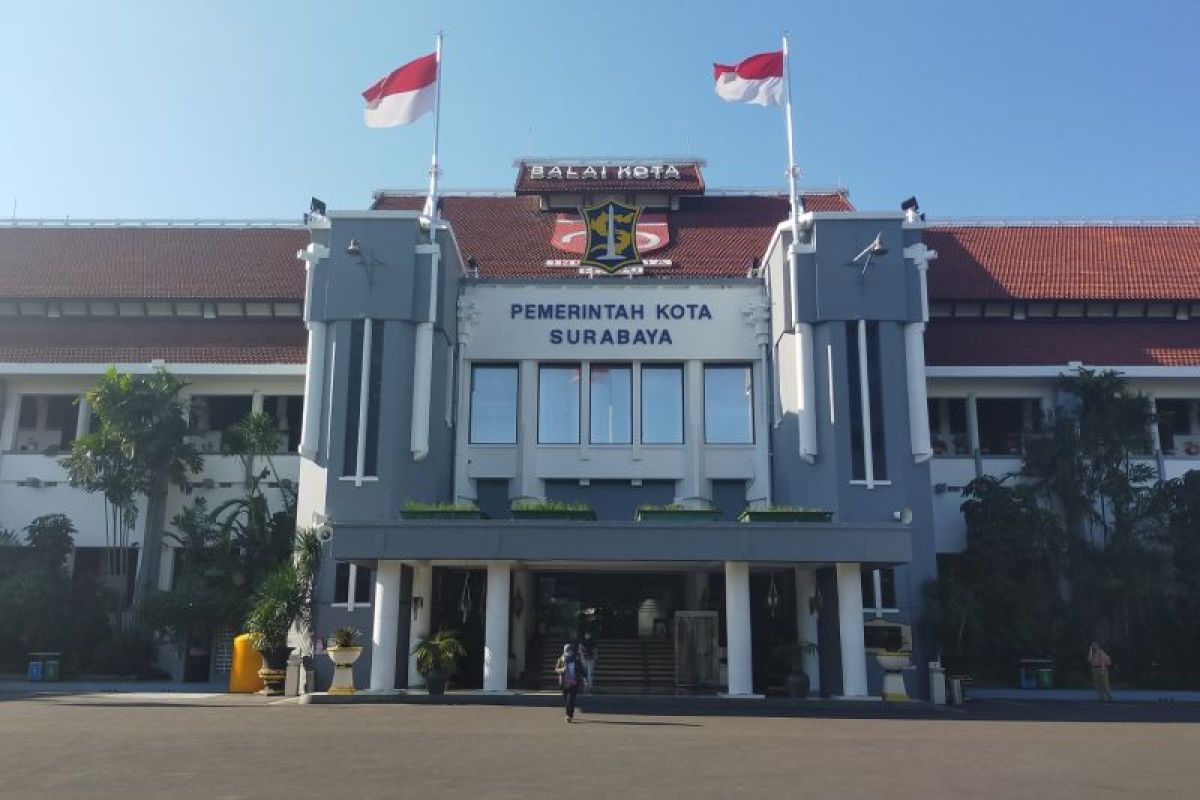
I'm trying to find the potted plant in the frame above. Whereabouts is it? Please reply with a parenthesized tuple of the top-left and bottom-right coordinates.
(401, 501, 489, 521)
(326, 626, 363, 695)
(772, 641, 817, 698)
(244, 564, 306, 695)
(634, 504, 722, 523)
(510, 499, 596, 521)
(738, 506, 834, 523)
(410, 629, 466, 695)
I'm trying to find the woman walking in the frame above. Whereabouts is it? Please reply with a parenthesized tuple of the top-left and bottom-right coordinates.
(1088, 642, 1114, 702)
(555, 642, 589, 722)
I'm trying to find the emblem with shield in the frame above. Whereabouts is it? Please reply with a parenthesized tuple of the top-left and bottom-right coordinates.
(579, 200, 643, 273)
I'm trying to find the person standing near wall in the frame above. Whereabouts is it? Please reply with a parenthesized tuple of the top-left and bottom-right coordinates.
(1088, 642, 1114, 702)
(580, 634, 597, 693)
(555, 643, 589, 722)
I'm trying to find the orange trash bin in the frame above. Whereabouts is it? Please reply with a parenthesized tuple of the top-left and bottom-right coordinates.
(229, 634, 265, 693)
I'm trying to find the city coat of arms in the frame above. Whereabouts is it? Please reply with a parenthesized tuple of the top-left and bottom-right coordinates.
(579, 201, 644, 273)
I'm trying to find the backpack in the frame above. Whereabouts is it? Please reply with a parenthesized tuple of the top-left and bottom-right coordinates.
(562, 659, 578, 689)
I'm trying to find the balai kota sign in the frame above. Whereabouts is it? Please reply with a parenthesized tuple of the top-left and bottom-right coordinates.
(514, 161, 705, 194)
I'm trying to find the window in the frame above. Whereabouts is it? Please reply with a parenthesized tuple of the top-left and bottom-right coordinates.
(263, 395, 304, 453)
(928, 398, 969, 456)
(589, 364, 632, 444)
(846, 321, 887, 481)
(1157, 399, 1200, 456)
(977, 398, 1041, 455)
(641, 365, 683, 444)
(14, 394, 79, 452)
(470, 365, 518, 444)
(538, 364, 580, 444)
(333, 562, 373, 608)
(861, 567, 898, 617)
(704, 365, 753, 444)
(342, 319, 384, 479)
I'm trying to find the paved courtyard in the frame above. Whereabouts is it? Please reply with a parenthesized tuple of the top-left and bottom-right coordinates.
(1, 693, 1197, 799)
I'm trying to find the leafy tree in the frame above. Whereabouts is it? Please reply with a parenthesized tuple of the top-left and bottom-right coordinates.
(61, 368, 203, 611)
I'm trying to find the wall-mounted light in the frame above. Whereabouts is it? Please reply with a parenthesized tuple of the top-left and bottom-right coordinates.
(512, 587, 525, 619)
(346, 239, 362, 257)
(412, 595, 424, 620)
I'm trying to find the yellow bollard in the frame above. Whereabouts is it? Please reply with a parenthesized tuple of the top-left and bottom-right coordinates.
(229, 634, 265, 693)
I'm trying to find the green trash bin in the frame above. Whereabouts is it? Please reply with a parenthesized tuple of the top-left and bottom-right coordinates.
(42, 655, 61, 682)
(1036, 667, 1054, 689)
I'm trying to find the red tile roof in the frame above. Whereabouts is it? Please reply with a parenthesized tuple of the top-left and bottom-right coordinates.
(0, 226, 307, 300)
(0, 318, 306, 364)
(514, 163, 706, 194)
(925, 319, 1200, 367)
(926, 225, 1200, 301)
(373, 193, 854, 278)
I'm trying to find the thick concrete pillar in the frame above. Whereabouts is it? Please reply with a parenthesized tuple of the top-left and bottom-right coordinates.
(835, 562, 869, 697)
(724, 561, 755, 696)
(483, 561, 511, 693)
(406, 561, 433, 689)
(510, 569, 534, 682)
(369, 560, 403, 692)
(794, 567, 820, 695)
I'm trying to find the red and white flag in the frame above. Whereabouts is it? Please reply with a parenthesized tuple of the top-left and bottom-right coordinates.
(362, 52, 438, 128)
(713, 51, 784, 106)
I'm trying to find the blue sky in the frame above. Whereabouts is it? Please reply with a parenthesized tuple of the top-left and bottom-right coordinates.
(2, 1, 1196, 220)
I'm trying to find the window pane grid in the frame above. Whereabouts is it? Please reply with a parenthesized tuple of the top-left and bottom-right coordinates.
(704, 365, 753, 444)
(470, 365, 518, 444)
(641, 365, 684, 444)
(538, 365, 581, 444)
(590, 364, 632, 444)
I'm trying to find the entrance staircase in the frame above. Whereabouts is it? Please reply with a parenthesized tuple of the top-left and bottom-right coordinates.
(538, 638, 675, 693)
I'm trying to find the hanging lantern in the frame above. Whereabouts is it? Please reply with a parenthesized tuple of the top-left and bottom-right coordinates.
(766, 573, 780, 618)
(512, 587, 525, 619)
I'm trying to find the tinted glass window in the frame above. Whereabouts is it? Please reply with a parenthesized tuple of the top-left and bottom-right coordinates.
(470, 365, 518, 444)
(590, 365, 631, 444)
(538, 365, 580, 444)
(641, 365, 683, 444)
(704, 365, 753, 444)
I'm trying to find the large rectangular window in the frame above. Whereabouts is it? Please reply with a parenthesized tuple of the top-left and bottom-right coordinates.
(589, 364, 632, 444)
(342, 319, 383, 478)
(846, 321, 887, 481)
(538, 364, 580, 444)
(641, 365, 684, 444)
(861, 567, 898, 617)
(14, 394, 80, 453)
(977, 398, 1041, 455)
(704, 365, 754, 444)
(470, 365, 518, 444)
(333, 562, 373, 608)
(928, 398, 969, 456)
(1157, 399, 1200, 455)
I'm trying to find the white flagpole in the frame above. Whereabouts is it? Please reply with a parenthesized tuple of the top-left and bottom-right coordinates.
(782, 31, 803, 222)
(426, 30, 444, 229)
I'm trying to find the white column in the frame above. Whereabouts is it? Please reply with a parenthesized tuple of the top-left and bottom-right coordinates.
(724, 561, 755, 697)
(75, 395, 91, 440)
(250, 391, 264, 415)
(369, 560, 403, 692)
(794, 567, 820, 695)
(905, 322, 932, 463)
(407, 561, 433, 689)
(796, 321, 818, 462)
(0, 391, 19, 450)
(299, 321, 326, 458)
(835, 562, 869, 698)
(483, 561, 512, 693)
(680, 361, 705, 505)
(966, 393, 981, 454)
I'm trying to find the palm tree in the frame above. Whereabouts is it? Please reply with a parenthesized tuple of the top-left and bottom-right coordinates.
(61, 367, 202, 612)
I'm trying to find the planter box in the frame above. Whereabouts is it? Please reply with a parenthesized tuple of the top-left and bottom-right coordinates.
(511, 508, 597, 521)
(738, 510, 834, 523)
(401, 509, 489, 520)
(635, 509, 722, 523)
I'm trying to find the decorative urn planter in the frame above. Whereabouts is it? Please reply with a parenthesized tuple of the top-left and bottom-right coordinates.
(423, 669, 448, 696)
(256, 646, 292, 696)
(785, 671, 811, 698)
(874, 651, 912, 702)
(326, 646, 364, 695)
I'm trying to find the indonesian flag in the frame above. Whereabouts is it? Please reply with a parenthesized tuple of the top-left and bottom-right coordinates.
(362, 52, 438, 128)
(713, 51, 784, 106)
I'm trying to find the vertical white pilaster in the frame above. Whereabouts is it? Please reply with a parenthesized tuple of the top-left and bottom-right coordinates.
(724, 561, 755, 697)
(835, 562, 868, 698)
(250, 391, 264, 415)
(1148, 396, 1162, 452)
(299, 321, 326, 458)
(0, 391, 19, 450)
(516, 361, 540, 500)
(75, 394, 91, 440)
(369, 560, 403, 692)
(483, 561, 511, 693)
(681, 361, 705, 505)
(966, 394, 981, 454)
(407, 561, 433, 689)
(796, 321, 818, 462)
(794, 567, 820, 695)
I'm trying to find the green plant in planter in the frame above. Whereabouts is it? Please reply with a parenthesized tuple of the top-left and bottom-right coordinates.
(738, 506, 833, 523)
(510, 500, 596, 520)
(634, 504, 722, 522)
(243, 530, 320, 694)
(410, 629, 466, 695)
(329, 626, 360, 649)
(771, 641, 817, 698)
(401, 501, 488, 520)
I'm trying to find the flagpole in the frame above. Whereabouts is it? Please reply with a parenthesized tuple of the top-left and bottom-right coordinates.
(782, 31, 803, 222)
(426, 30, 444, 230)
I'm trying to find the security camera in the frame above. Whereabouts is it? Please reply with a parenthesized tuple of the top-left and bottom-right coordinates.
(346, 239, 362, 257)
(893, 508, 913, 525)
(316, 524, 334, 544)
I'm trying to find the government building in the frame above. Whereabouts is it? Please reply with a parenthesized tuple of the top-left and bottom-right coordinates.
(1, 158, 1197, 696)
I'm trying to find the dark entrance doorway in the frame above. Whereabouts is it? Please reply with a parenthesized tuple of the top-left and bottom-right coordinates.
(535, 572, 686, 641)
